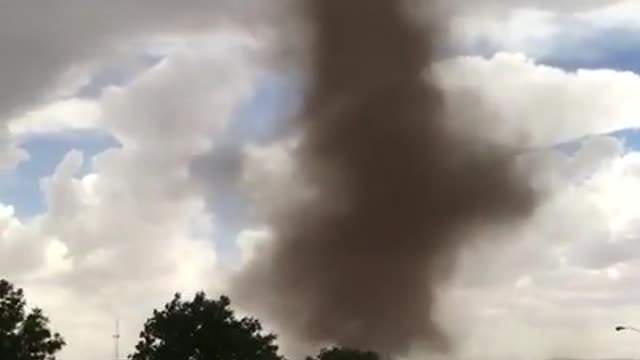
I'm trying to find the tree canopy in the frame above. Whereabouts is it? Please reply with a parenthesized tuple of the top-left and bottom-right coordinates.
(0, 279, 65, 360)
(0, 281, 385, 360)
(129, 292, 284, 360)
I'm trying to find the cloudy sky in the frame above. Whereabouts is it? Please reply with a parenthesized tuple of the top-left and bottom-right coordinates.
(3, 1, 640, 359)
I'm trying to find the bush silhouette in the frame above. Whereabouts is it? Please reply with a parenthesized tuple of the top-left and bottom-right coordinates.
(0, 279, 65, 360)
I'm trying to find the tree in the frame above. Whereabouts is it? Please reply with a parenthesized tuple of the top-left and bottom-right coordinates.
(130, 292, 284, 360)
(306, 347, 382, 360)
(0, 279, 65, 360)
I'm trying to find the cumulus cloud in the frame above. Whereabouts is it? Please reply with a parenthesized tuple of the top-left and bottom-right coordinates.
(0, 204, 49, 278)
(427, 134, 640, 360)
(0, 0, 277, 116)
(578, 0, 640, 28)
(0, 0, 635, 168)
(2, 1, 640, 359)
(4, 40, 640, 358)
(0, 0, 294, 170)
(0, 33, 261, 359)
(445, 0, 620, 13)
(8, 98, 101, 135)
(226, 50, 640, 358)
(446, 0, 640, 67)
(235, 129, 640, 359)
(436, 52, 640, 146)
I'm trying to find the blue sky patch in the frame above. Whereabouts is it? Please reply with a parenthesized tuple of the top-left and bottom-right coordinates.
(0, 130, 119, 218)
(539, 26, 640, 73)
(553, 128, 640, 157)
(206, 72, 300, 259)
(453, 15, 640, 75)
(223, 72, 302, 147)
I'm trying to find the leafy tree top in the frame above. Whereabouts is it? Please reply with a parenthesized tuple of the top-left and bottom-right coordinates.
(130, 292, 284, 360)
(0, 279, 66, 360)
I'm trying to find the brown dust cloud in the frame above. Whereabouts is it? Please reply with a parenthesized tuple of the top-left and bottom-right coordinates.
(234, 0, 539, 356)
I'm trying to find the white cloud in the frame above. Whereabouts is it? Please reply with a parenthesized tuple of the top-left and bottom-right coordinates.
(0, 0, 276, 119)
(577, 0, 640, 28)
(0, 205, 50, 278)
(190, 47, 640, 358)
(231, 129, 640, 360)
(443, 0, 620, 14)
(0, 0, 295, 171)
(444, 0, 640, 66)
(2, 1, 640, 359)
(426, 134, 640, 360)
(240, 138, 303, 221)
(3, 47, 640, 360)
(8, 98, 101, 135)
(436, 52, 640, 146)
(0, 0, 634, 168)
(220, 46, 640, 357)
(448, 8, 562, 57)
(0, 33, 260, 360)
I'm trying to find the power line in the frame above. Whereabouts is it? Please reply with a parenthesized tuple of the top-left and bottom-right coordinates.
(616, 325, 640, 334)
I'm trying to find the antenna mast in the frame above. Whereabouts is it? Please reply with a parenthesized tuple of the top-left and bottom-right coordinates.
(113, 319, 121, 360)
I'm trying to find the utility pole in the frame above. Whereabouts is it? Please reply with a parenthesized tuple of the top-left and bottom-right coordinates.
(113, 319, 121, 360)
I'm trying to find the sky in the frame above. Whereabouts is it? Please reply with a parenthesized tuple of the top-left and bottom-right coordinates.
(3, 1, 640, 359)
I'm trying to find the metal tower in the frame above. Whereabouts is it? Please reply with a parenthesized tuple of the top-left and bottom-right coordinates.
(113, 319, 121, 360)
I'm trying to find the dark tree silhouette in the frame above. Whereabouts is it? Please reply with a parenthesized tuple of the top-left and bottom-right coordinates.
(130, 292, 284, 360)
(306, 347, 382, 360)
(0, 279, 65, 360)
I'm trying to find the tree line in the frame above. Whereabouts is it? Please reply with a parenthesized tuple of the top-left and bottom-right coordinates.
(0, 278, 382, 360)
